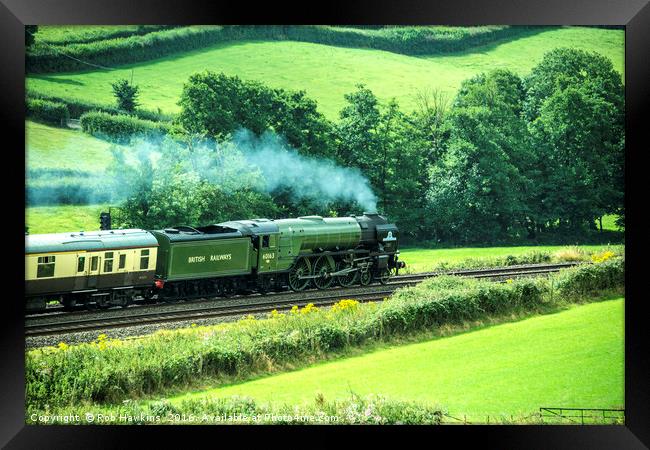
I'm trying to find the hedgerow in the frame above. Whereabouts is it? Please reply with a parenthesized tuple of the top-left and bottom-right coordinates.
(26, 25, 547, 74)
(27, 90, 171, 122)
(80, 111, 172, 143)
(26, 258, 624, 409)
(36, 25, 179, 46)
(25, 98, 69, 126)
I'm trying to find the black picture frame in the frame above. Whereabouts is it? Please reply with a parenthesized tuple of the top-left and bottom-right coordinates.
(1, 0, 647, 447)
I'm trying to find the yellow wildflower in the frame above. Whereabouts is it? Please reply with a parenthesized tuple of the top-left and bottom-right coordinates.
(300, 303, 318, 315)
(591, 250, 615, 264)
(57, 342, 69, 352)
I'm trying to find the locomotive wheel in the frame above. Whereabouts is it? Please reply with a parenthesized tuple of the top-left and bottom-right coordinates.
(288, 257, 312, 291)
(337, 260, 358, 287)
(313, 256, 334, 290)
(379, 268, 396, 285)
(360, 269, 372, 286)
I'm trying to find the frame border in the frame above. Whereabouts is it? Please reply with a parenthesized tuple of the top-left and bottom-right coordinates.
(1, 0, 647, 447)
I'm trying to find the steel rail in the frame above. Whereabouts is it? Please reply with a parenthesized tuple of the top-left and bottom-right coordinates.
(25, 262, 582, 337)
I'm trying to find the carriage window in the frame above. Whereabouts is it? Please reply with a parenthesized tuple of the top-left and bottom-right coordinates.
(37, 256, 55, 278)
(262, 235, 270, 248)
(91, 256, 98, 271)
(104, 252, 114, 273)
(140, 249, 150, 270)
(77, 256, 86, 272)
(119, 254, 126, 269)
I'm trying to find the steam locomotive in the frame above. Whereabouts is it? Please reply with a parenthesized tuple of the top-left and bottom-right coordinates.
(25, 213, 405, 312)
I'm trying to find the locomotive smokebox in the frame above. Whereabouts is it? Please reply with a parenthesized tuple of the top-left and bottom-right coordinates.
(355, 212, 398, 249)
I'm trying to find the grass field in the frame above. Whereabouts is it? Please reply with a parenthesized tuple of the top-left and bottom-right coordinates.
(26, 204, 110, 234)
(25, 121, 118, 218)
(26, 27, 623, 120)
(169, 297, 624, 421)
(26, 120, 117, 172)
(400, 244, 623, 272)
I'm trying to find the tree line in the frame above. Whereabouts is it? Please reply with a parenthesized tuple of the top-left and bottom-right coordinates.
(112, 47, 624, 244)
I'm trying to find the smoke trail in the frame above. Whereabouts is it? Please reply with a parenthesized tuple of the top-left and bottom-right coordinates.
(26, 129, 379, 213)
(232, 129, 378, 212)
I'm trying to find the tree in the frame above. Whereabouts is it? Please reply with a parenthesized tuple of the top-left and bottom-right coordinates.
(336, 84, 382, 184)
(525, 48, 624, 231)
(111, 78, 140, 113)
(176, 71, 334, 159)
(25, 25, 38, 49)
(425, 70, 533, 242)
(523, 48, 624, 122)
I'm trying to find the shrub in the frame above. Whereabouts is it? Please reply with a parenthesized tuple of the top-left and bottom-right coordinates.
(26, 98, 69, 126)
(555, 257, 624, 298)
(80, 111, 171, 143)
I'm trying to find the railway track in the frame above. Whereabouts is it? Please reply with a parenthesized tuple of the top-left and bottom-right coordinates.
(25, 262, 582, 337)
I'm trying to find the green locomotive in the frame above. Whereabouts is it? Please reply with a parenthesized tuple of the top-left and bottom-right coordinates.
(25, 213, 404, 311)
(151, 213, 404, 299)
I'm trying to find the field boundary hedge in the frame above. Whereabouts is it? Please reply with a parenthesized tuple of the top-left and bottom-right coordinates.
(26, 25, 551, 74)
(27, 90, 171, 122)
(26, 258, 624, 408)
(80, 111, 172, 143)
(36, 25, 180, 46)
(26, 98, 69, 126)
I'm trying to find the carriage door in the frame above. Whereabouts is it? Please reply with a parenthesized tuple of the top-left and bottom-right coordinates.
(257, 234, 278, 273)
(87, 254, 101, 288)
(74, 254, 88, 290)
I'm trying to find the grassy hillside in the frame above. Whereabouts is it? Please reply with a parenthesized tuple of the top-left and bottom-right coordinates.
(25, 121, 118, 218)
(170, 297, 624, 421)
(26, 120, 116, 171)
(26, 204, 110, 234)
(26, 27, 623, 120)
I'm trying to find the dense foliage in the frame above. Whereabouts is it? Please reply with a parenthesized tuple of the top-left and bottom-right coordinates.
(26, 98, 69, 126)
(80, 111, 171, 143)
(111, 79, 140, 113)
(167, 48, 624, 243)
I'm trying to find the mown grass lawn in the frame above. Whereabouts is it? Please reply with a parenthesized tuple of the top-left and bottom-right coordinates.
(400, 244, 624, 273)
(27, 27, 623, 120)
(169, 297, 624, 421)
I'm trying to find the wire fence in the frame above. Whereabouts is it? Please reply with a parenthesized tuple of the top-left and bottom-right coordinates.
(441, 407, 625, 425)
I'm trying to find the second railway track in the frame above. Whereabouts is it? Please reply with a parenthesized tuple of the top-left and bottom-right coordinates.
(25, 262, 582, 337)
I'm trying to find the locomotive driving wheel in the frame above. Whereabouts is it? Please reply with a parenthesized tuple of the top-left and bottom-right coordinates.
(359, 269, 372, 286)
(379, 267, 396, 285)
(288, 257, 312, 291)
(336, 260, 358, 287)
(313, 256, 334, 290)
